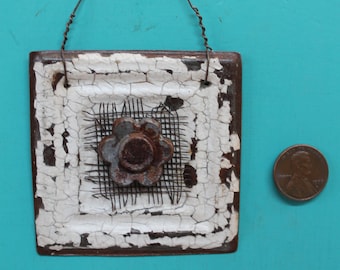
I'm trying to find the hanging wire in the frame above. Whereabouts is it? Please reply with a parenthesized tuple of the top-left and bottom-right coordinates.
(61, 0, 83, 88)
(186, 0, 213, 84)
(60, 0, 212, 87)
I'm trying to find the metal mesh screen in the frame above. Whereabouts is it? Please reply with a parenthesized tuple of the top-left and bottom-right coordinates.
(83, 99, 189, 208)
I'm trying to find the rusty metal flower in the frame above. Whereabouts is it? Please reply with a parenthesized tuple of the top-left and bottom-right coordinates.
(99, 117, 174, 186)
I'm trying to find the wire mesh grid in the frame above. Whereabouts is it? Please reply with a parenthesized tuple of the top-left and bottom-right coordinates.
(83, 99, 189, 208)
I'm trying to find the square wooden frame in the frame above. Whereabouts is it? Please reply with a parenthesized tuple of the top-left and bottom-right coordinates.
(30, 51, 241, 255)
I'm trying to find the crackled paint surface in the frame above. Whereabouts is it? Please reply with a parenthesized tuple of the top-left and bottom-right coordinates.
(31, 51, 241, 255)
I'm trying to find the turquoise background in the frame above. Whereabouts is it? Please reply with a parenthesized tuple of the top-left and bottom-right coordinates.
(1, 0, 339, 269)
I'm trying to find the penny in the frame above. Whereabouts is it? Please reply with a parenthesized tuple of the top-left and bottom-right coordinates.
(273, 145, 328, 201)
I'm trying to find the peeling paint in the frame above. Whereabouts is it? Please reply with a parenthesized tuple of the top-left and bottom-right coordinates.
(31, 52, 240, 254)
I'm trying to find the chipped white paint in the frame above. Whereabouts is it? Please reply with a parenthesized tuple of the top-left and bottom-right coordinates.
(33, 52, 240, 253)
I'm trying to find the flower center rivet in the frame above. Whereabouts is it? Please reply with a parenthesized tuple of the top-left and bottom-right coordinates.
(118, 134, 155, 173)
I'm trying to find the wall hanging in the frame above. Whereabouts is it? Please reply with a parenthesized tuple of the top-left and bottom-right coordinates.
(30, 0, 242, 255)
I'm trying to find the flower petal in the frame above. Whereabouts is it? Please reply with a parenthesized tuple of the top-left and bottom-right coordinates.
(112, 117, 137, 139)
(111, 168, 134, 186)
(140, 118, 161, 139)
(158, 138, 174, 163)
(138, 166, 163, 186)
(99, 136, 119, 162)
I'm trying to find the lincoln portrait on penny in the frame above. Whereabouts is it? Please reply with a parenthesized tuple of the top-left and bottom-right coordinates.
(286, 150, 318, 199)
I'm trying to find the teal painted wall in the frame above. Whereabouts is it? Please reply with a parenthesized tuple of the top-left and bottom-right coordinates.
(1, 0, 339, 269)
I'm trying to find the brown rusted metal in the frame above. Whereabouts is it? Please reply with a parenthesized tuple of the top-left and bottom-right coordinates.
(118, 133, 155, 173)
(99, 117, 174, 186)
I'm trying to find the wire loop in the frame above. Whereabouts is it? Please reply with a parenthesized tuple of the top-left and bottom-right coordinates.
(187, 0, 213, 84)
(61, 0, 83, 88)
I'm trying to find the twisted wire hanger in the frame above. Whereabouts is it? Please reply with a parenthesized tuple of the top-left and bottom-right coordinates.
(60, 0, 213, 88)
(187, 0, 213, 85)
(60, 0, 82, 88)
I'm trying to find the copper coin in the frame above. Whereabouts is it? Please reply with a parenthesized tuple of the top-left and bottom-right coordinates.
(273, 145, 328, 201)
